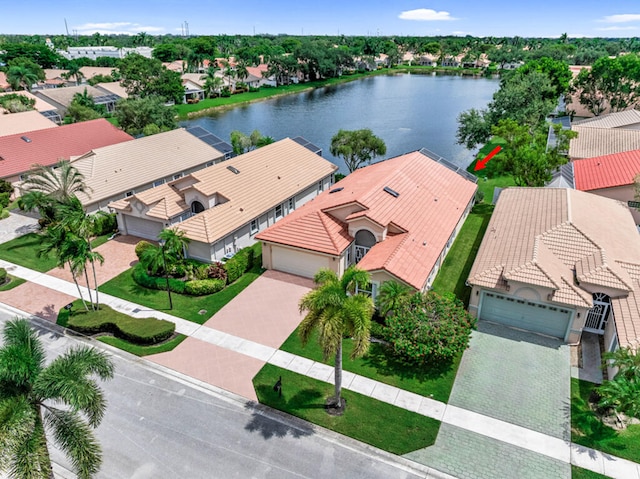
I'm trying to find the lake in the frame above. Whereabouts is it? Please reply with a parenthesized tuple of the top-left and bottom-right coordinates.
(182, 73, 499, 174)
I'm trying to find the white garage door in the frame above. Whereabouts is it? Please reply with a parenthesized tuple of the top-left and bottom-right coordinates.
(271, 246, 329, 279)
(479, 292, 572, 339)
(124, 216, 163, 240)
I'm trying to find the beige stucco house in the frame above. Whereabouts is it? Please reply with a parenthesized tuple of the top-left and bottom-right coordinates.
(109, 138, 337, 261)
(74, 128, 226, 213)
(468, 187, 640, 352)
(257, 150, 478, 295)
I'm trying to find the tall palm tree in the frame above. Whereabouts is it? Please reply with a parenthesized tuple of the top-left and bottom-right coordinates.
(39, 225, 90, 311)
(200, 66, 223, 98)
(63, 64, 85, 86)
(299, 266, 374, 412)
(6, 65, 39, 92)
(158, 227, 190, 262)
(21, 160, 91, 204)
(58, 198, 106, 309)
(235, 61, 249, 84)
(0, 318, 114, 478)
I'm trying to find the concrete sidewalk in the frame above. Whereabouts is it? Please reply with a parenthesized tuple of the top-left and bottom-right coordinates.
(1, 258, 639, 479)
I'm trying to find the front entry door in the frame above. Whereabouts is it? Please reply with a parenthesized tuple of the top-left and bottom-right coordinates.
(583, 293, 611, 334)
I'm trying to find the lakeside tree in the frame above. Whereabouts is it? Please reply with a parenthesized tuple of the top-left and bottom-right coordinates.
(299, 267, 374, 413)
(230, 130, 272, 154)
(0, 318, 114, 478)
(114, 96, 177, 136)
(490, 119, 577, 187)
(330, 129, 387, 172)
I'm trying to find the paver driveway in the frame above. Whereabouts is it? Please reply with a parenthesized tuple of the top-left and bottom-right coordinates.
(147, 270, 314, 400)
(407, 321, 571, 479)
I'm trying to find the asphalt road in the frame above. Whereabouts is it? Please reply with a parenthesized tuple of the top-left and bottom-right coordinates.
(0, 305, 436, 479)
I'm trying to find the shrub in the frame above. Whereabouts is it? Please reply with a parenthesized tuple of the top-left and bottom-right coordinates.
(0, 192, 10, 209)
(67, 307, 175, 345)
(369, 321, 388, 341)
(0, 268, 6, 283)
(0, 209, 9, 220)
(224, 259, 242, 283)
(132, 263, 186, 294)
(223, 246, 255, 283)
(184, 279, 225, 295)
(135, 240, 154, 260)
(385, 291, 476, 364)
(93, 212, 117, 235)
(206, 262, 227, 282)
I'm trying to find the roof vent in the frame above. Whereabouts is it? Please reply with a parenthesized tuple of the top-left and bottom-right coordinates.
(21, 136, 32, 143)
(383, 186, 399, 198)
(227, 166, 240, 175)
(329, 187, 344, 194)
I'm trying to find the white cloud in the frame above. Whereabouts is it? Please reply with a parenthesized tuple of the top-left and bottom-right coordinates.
(596, 25, 638, 31)
(399, 9, 457, 21)
(599, 14, 640, 23)
(74, 22, 165, 35)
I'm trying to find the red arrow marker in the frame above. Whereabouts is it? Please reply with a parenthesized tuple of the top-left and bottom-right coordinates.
(474, 145, 501, 171)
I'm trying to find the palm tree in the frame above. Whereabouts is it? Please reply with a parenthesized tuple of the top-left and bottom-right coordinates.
(158, 227, 190, 262)
(0, 318, 114, 478)
(66, 235, 105, 310)
(58, 198, 106, 309)
(39, 225, 90, 311)
(298, 266, 374, 412)
(200, 66, 223, 98)
(6, 65, 39, 91)
(235, 61, 249, 84)
(63, 63, 85, 86)
(375, 280, 413, 318)
(21, 160, 91, 204)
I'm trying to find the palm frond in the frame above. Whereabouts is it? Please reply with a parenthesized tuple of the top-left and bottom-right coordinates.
(7, 410, 51, 479)
(44, 408, 102, 479)
(0, 396, 38, 471)
(0, 319, 45, 386)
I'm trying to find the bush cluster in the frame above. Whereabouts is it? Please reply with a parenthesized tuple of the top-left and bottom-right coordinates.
(184, 279, 225, 295)
(0, 268, 7, 283)
(68, 310, 175, 345)
(206, 262, 227, 282)
(94, 213, 117, 235)
(0, 192, 10, 209)
(135, 240, 154, 260)
(132, 263, 186, 294)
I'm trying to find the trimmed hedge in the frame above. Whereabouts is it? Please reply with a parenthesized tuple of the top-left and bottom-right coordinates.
(132, 263, 186, 294)
(0, 268, 6, 283)
(184, 278, 225, 295)
(67, 306, 175, 345)
(0, 192, 10, 209)
(224, 246, 254, 283)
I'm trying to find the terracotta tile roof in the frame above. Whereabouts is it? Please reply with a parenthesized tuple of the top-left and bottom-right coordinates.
(181, 73, 205, 88)
(573, 150, 640, 191)
(79, 67, 117, 79)
(257, 151, 477, 289)
(177, 139, 338, 244)
(573, 110, 640, 129)
(0, 118, 132, 179)
(0, 111, 58, 138)
(468, 188, 640, 340)
(0, 91, 57, 113)
(570, 126, 640, 159)
(75, 128, 223, 207)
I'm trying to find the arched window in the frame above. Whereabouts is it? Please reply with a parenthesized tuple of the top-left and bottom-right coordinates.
(354, 230, 376, 263)
(191, 201, 205, 214)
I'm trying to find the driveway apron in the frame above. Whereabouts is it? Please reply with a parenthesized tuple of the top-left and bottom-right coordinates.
(406, 321, 571, 479)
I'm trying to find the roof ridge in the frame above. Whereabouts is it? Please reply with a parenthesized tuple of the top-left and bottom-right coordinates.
(559, 277, 593, 307)
(599, 249, 634, 291)
(317, 211, 343, 252)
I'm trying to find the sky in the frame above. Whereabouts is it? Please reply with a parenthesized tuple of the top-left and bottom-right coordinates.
(3, 0, 640, 38)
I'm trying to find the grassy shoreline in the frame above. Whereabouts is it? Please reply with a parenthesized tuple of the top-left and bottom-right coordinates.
(175, 66, 486, 119)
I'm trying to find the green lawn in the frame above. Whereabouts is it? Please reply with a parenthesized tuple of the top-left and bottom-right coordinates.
(431, 203, 494, 306)
(280, 328, 459, 403)
(99, 246, 264, 324)
(0, 233, 58, 271)
(253, 364, 440, 455)
(467, 137, 516, 204)
(572, 378, 640, 463)
(571, 466, 611, 479)
(0, 275, 27, 292)
(0, 232, 111, 272)
(98, 334, 187, 356)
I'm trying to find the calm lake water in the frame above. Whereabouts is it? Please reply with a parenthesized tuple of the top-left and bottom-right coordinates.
(182, 73, 499, 174)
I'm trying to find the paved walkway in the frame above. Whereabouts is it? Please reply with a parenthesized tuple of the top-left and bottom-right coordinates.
(1, 258, 639, 479)
(0, 210, 39, 244)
